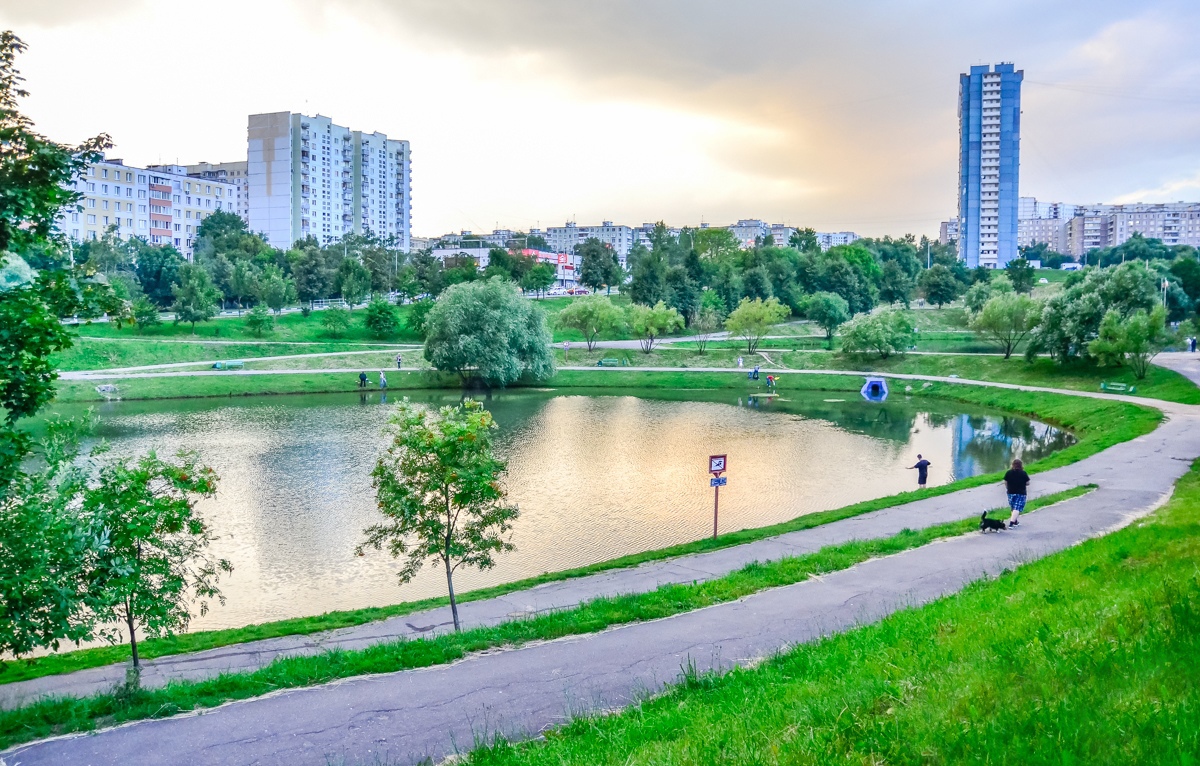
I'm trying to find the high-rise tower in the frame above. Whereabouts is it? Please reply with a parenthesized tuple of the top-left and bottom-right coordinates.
(958, 63, 1022, 268)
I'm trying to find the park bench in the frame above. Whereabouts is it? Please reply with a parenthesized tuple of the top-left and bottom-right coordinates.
(1100, 381, 1136, 394)
(211, 360, 245, 370)
(596, 358, 629, 367)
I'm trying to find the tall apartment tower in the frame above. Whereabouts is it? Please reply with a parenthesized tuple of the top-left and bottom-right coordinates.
(957, 63, 1022, 268)
(247, 112, 411, 251)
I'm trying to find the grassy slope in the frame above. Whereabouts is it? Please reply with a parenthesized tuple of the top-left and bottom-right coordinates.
(0, 489, 1093, 750)
(72, 308, 422, 344)
(52, 339, 410, 371)
(11, 378, 1158, 685)
(470, 466, 1200, 766)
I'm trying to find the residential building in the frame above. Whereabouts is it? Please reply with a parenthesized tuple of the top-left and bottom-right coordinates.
(430, 247, 583, 286)
(247, 112, 411, 251)
(726, 219, 772, 248)
(187, 161, 249, 221)
(939, 217, 959, 245)
(816, 231, 861, 251)
(770, 224, 797, 246)
(60, 156, 236, 261)
(544, 222, 636, 265)
(958, 62, 1023, 268)
(1016, 196, 1074, 253)
(1064, 202, 1200, 257)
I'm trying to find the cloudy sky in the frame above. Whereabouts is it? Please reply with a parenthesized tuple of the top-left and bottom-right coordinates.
(3, 0, 1199, 237)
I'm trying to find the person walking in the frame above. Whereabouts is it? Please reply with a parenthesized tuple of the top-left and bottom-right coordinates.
(396, 353, 403, 369)
(379, 370, 388, 389)
(737, 356, 744, 368)
(909, 454, 931, 488)
(358, 371, 368, 388)
(1004, 458, 1031, 527)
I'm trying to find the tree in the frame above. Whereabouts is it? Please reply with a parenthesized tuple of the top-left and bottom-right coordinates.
(364, 297, 401, 339)
(359, 399, 518, 632)
(406, 298, 435, 338)
(691, 306, 722, 355)
(577, 238, 622, 294)
(82, 450, 230, 671)
(229, 260, 260, 311)
(800, 291, 850, 345)
(1088, 305, 1171, 380)
(336, 258, 371, 309)
(626, 301, 684, 353)
(969, 293, 1041, 359)
(839, 310, 914, 359)
(424, 278, 555, 387)
(878, 260, 914, 308)
(287, 239, 332, 304)
(131, 296, 161, 331)
(626, 245, 670, 306)
(1005, 257, 1035, 294)
(244, 304, 274, 337)
(520, 262, 556, 297)
(724, 296, 790, 354)
(170, 263, 220, 333)
(254, 263, 294, 314)
(554, 295, 623, 352)
(919, 264, 962, 308)
(320, 305, 351, 338)
(133, 242, 186, 308)
(788, 227, 820, 253)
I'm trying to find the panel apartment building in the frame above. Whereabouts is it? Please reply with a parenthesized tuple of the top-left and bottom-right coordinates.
(957, 62, 1023, 268)
(187, 161, 249, 221)
(60, 155, 237, 261)
(247, 112, 412, 251)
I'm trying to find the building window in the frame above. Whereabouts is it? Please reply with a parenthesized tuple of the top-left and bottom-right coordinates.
(101, 169, 108, 178)
(138, 174, 146, 183)
(87, 214, 96, 224)
(88, 231, 97, 240)
(87, 199, 96, 208)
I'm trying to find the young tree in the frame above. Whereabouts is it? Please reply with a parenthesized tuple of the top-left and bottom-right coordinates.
(1088, 305, 1171, 379)
(320, 305, 351, 338)
(359, 399, 518, 632)
(969, 293, 1041, 359)
(244, 304, 274, 337)
(578, 238, 621, 294)
(839, 310, 914, 359)
(406, 298, 436, 338)
(229, 260, 261, 311)
(800, 291, 851, 346)
(919, 264, 963, 308)
(1005, 257, 1036, 294)
(254, 263, 294, 314)
(626, 301, 684, 353)
(364, 296, 401, 339)
(82, 450, 230, 671)
(336, 258, 371, 309)
(554, 295, 623, 351)
(133, 243, 186, 308)
(131, 296, 162, 331)
(724, 296, 790, 354)
(170, 263, 220, 333)
(691, 306, 722, 355)
(424, 278, 555, 387)
(878, 260, 915, 307)
(962, 275, 1014, 313)
(520, 262, 556, 297)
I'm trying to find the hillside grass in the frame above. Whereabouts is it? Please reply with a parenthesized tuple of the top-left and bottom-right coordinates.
(0, 488, 1093, 750)
(469, 466, 1200, 766)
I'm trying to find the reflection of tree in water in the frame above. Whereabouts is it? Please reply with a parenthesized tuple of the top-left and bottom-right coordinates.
(953, 415, 1075, 476)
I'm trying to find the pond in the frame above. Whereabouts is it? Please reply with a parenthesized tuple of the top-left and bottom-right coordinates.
(61, 388, 1074, 631)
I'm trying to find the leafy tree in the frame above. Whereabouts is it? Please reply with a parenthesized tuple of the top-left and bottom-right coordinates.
(1028, 261, 1159, 362)
(133, 242, 186, 308)
(131, 296, 161, 331)
(442, 254, 480, 288)
(970, 265, 993, 285)
(1169, 255, 1200, 305)
(410, 249, 445, 297)
(255, 263, 294, 314)
(170, 263, 220, 333)
(555, 295, 623, 351)
(1088, 305, 1171, 379)
(626, 301, 684, 353)
(244, 304, 274, 337)
(878, 260, 915, 308)
(963, 275, 1014, 313)
(691, 306, 722, 355)
(424, 278, 555, 387)
(666, 267, 701, 323)
(578, 238, 621, 294)
(335, 258, 371, 309)
(320, 305, 351, 338)
(626, 245, 670, 306)
(229, 260, 260, 310)
(800, 291, 850, 345)
(919, 264, 962, 307)
(521, 262, 556, 297)
(287, 238, 332, 304)
(724, 296, 790, 354)
(364, 297, 401, 339)
(969, 292, 1041, 359)
(839, 310, 914, 359)
(359, 399, 518, 632)
(81, 450, 230, 670)
(1005, 257, 1035, 294)
(788, 227, 820, 253)
(741, 266, 773, 301)
(406, 298, 435, 338)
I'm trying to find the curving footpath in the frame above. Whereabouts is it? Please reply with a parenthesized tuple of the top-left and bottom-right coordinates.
(5, 368, 1200, 765)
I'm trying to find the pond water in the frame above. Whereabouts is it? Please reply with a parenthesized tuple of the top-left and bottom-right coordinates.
(62, 388, 1073, 631)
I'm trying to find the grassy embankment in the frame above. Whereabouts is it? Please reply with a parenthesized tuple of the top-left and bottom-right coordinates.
(468, 466, 1200, 766)
(0, 487, 1094, 750)
(12, 381, 1158, 686)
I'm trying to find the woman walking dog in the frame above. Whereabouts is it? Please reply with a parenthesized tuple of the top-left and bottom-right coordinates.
(1003, 458, 1031, 528)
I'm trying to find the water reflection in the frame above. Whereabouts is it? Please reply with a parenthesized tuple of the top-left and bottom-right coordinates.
(53, 389, 1073, 630)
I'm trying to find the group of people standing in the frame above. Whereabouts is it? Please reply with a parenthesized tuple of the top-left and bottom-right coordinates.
(356, 354, 406, 390)
(909, 454, 1031, 528)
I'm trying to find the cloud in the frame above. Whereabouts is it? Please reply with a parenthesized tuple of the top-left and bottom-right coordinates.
(0, 0, 147, 27)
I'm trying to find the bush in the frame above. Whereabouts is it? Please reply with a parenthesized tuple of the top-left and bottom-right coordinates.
(244, 305, 274, 338)
(364, 297, 400, 339)
(839, 310, 914, 358)
(131, 297, 161, 331)
(321, 306, 351, 338)
(406, 299, 435, 339)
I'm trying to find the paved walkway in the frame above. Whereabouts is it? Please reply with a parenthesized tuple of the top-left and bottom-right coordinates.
(4, 367, 1197, 764)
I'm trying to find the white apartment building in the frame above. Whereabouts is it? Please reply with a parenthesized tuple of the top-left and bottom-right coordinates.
(544, 222, 636, 265)
(187, 161, 249, 221)
(939, 217, 960, 245)
(60, 156, 236, 261)
(247, 112, 411, 251)
(816, 231, 861, 250)
(632, 222, 682, 248)
(726, 219, 771, 248)
(1066, 202, 1200, 257)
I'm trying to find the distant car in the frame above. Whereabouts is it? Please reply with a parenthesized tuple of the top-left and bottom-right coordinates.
(546, 287, 568, 296)
(568, 288, 590, 296)
(1039, 277, 1049, 284)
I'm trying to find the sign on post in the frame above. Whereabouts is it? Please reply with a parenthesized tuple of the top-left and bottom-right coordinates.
(708, 454, 727, 538)
(710, 476, 727, 487)
(709, 454, 727, 475)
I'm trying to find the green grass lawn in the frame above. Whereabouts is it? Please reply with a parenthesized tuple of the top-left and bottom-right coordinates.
(0, 487, 1093, 750)
(52, 338, 408, 371)
(73, 308, 423, 344)
(469, 464, 1200, 766)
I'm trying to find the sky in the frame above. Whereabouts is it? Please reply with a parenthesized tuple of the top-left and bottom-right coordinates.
(3, 0, 1200, 238)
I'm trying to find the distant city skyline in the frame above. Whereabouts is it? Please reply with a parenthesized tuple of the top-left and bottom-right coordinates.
(4, 0, 1200, 239)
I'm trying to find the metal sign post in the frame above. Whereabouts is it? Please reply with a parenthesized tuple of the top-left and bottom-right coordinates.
(709, 454, 727, 539)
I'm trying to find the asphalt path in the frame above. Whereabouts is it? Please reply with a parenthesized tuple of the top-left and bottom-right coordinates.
(6, 371, 1197, 766)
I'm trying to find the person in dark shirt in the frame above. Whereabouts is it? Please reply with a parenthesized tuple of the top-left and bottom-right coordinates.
(909, 454, 931, 488)
(1004, 458, 1031, 527)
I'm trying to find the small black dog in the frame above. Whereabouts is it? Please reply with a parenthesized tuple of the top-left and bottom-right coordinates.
(980, 512, 1007, 533)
